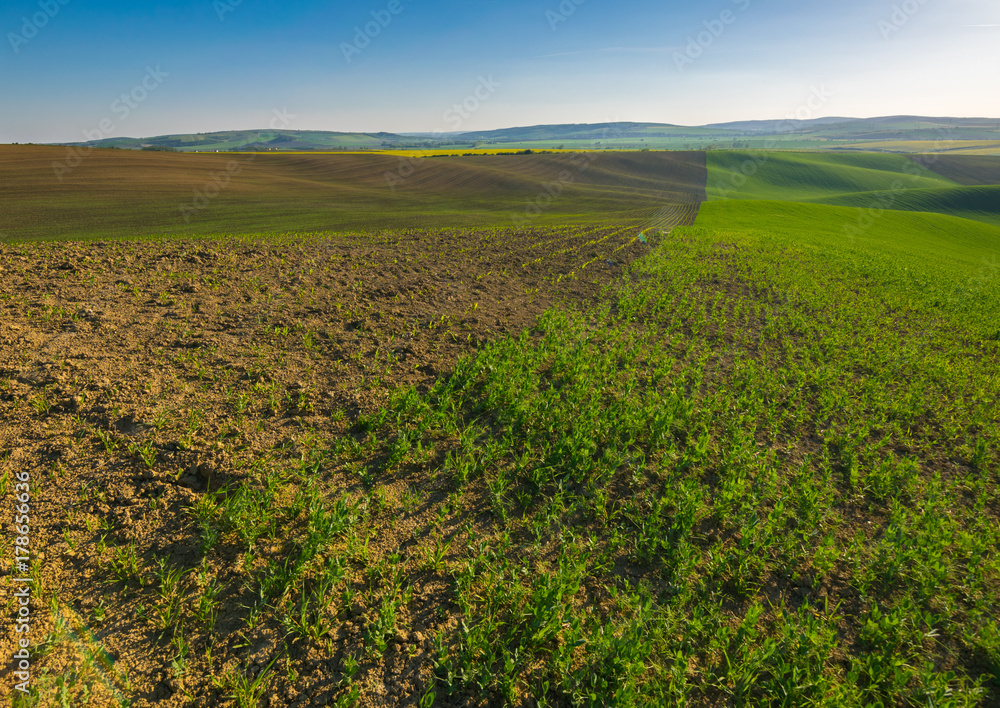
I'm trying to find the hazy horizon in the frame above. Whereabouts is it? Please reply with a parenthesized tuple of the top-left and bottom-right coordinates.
(17, 114, 1000, 147)
(2, 0, 998, 144)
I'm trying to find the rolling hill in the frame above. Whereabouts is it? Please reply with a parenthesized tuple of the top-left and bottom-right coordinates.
(706, 151, 958, 201)
(705, 151, 1000, 228)
(5, 141, 999, 243)
(0, 145, 706, 241)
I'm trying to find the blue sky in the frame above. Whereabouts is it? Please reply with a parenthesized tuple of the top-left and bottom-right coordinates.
(1, 0, 997, 142)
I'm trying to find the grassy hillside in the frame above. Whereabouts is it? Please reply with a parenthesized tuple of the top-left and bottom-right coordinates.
(706, 151, 957, 201)
(0, 146, 705, 242)
(706, 151, 1000, 227)
(694, 199, 1000, 332)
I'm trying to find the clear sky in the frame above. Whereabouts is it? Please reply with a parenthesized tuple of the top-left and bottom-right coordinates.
(1, 0, 997, 143)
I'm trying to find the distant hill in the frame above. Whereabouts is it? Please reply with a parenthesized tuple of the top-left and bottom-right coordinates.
(453, 117, 1000, 149)
(44, 117, 1000, 155)
(56, 129, 441, 153)
(705, 117, 859, 131)
(450, 122, 690, 142)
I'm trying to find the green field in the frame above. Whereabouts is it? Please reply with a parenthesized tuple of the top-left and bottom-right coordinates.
(2, 145, 999, 706)
(323, 182, 1000, 703)
(695, 199, 1000, 326)
(707, 150, 1000, 228)
(707, 152, 957, 201)
(399, 220, 999, 705)
(365, 161, 1000, 703)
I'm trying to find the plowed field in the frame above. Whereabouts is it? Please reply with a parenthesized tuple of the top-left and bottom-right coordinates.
(0, 147, 707, 241)
(0, 219, 697, 707)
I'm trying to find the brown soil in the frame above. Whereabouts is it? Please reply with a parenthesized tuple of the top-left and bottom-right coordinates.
(0, 221, 694, 707)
